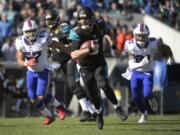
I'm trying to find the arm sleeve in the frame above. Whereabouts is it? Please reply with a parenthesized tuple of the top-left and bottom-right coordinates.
(69, 29, 81, 51)
(39, 31, 52, 46)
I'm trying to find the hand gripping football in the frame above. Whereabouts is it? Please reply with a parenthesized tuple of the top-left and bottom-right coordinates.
(80, 40, 99, 55)
(25, 58, 38, 66)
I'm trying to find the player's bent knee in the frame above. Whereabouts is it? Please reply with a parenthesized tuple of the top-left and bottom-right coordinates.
(72, 82, 87, 99)
(30, 99, 39, 104)
(97, 80, 108, 89)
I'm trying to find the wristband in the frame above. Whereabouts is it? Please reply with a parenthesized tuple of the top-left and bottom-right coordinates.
(111, 44, 117, 49)
(89, 47, 94, 53)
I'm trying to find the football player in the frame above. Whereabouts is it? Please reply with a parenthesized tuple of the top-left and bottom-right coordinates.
(69, 7, 128, 129)
(45, 10, 97, 121)
(15, 19, 70, 125)
(124, 23, 159, 123)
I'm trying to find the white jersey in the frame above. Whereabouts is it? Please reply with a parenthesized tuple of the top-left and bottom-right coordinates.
(15, 31, 52, 72)
(124, 37, 159, 72)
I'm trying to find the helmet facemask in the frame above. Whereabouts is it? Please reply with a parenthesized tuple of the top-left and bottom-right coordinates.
(45, 10, 60, 29)
(79, 18, 94, 31)
(133, 23, 150, 48)
(135, 34, 149, 47)
(77, 7, 95, 32)
(24, 29, 38, 42)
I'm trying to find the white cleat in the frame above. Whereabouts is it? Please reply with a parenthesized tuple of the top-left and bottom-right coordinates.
(138, 111, 148, 124)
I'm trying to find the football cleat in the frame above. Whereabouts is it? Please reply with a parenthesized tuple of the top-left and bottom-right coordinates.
(79, 111, 96, 122)
(148, 97, 158, 112)
(56, 105, 66, 120)
(96, 111, 104, 130)
(138, 111, 148, 124)
(43, 116, 55, 125)
(115, 106, 128, 121)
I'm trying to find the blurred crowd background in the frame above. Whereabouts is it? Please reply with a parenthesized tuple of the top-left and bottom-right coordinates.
(0, 0, 180, 117)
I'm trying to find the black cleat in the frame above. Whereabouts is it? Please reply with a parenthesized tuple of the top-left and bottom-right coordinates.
(115, 106, 128, 121)
(96, 111, 104, 130)
(80, 111, 96, 122)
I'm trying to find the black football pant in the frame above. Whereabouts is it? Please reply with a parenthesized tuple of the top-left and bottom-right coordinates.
(67, 61, 87, 100)
(80, 66, 118, 110)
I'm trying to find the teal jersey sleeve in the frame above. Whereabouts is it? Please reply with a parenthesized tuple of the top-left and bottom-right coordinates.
(68, 29, 80, 41)
(104, 23, 111, 34)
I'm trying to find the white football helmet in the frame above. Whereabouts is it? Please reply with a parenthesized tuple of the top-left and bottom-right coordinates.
(133, 23, 150, 47)
(22, 20, 38, 42)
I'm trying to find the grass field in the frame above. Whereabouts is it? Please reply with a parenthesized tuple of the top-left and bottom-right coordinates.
(0, 115, 180, 135)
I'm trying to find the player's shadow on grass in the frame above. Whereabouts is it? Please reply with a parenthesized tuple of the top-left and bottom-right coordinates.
(0, 125, 19, 128)
(105, 122, 180, 126)
(130, 128, 180, 132)
(62, 123, 95, 126)
(150, 119, 180, 122)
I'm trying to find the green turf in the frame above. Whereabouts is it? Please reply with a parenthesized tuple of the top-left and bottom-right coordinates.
(0, 115, 180, 135)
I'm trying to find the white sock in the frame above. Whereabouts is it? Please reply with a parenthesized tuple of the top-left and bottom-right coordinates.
(113, 104, 119, 109)
(79, 98, 88, 111)
(51, 98, 61, 108)
(87, 100, 97, 114)
(39, 107, 53, 117)
(96, 107, 102, 114)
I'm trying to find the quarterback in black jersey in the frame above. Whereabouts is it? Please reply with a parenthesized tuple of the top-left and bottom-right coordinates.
(69, 7, 128, 129)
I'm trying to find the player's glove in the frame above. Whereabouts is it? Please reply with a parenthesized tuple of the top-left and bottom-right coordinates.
(139, 56, 150, 66)
(24, 58, 38, 67)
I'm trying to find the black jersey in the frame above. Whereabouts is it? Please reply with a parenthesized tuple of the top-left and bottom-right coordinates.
(69, 18, 110, 69)
(48, 26, 71, 65)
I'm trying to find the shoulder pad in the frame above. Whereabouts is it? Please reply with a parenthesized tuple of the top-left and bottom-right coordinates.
(37, 31, 51, 44)
(17, 36, 22, 40)
(128, 39, 135, 44)
(124, 39, 136, 53)
(69, 29, 80, 41)
(38, 31, 46, 38)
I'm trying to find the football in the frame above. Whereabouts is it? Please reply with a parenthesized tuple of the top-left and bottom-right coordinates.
(80, 40, 93, 49)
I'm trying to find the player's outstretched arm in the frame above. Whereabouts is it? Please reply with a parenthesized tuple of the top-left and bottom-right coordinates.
(104, 34, 121, 57)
